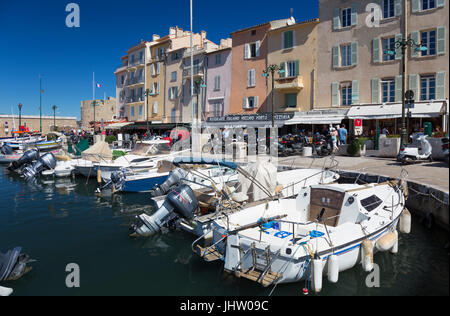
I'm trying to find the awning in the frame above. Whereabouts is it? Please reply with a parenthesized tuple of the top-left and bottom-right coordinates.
(105, 122, 133, 130)
(347, 101, 446, 120)
(285, 109, 348, 125)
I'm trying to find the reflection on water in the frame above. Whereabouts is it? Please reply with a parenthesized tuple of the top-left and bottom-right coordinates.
(0, 166, 448, 296)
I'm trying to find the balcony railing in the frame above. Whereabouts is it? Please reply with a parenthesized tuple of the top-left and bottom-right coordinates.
(128, 59, 145, 67)
(126, 77, 144, 86)
(274, 76, 304, 90)
(125, 95, 144, 103)
(183, 65, 204, 79)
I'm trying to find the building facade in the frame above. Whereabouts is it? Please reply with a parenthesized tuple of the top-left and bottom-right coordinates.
(316, 0, 448, 134)
(80, 97, 117, 129)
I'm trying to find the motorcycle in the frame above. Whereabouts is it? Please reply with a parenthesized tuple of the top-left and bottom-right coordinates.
(397, 133, 433, 164)
(313, 134, 333, 156)
(442, 137, 449, 165)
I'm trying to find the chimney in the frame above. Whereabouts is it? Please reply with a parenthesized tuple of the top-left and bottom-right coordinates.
(169, 27, 176, 36)
(176, 26, 184, 37)
(152, 34, 160, 41)
(200, 30, 207, 42)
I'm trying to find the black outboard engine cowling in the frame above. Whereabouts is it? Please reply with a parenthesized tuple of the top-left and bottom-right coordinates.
(9, 148, 39, 170)
(0, 247, 33, 282)
(149, 168, 188, 197)
(22, 153, 57, 179)
(130, 184, 198, 236)
(1, 144, 14, 155)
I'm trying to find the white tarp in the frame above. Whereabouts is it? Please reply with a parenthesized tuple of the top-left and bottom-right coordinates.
(347, 102, 445, 120)
(233, 161, 278, 202)
(81, 141, 112, 162)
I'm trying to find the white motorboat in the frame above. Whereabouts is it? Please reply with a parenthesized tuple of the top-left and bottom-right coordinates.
(193, 179, 409, 292)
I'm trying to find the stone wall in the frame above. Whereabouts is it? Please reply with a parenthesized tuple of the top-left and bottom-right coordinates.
(0, 115, 77, 137)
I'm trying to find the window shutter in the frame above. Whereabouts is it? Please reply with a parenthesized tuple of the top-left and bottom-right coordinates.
(395, 75, 403, 102)
(295, 59, 300, 76)
(332, 45, 340, 68)
(153, 101, 158, 114)
(248, 70, 252, 86)
(351, 41, 358, 65)
(410, 31, 420, 58)
(437, 27, 446, 55)
(280, 62, 286, 78)
(395, 34, 403, 60)
(255, 96, 259, 108)
(394, 0, 402, 16)
(244, 44, 250, 59)
(411, 0, 420, 12)
(409, 74, 419, 100)
(437, 0, 445, 8)
(332, 82, 339, 107)
(372, 78, 380, 104)
(157, 82, 160, 94)
(333, 8, 340, 30)
(352, 80, 359, 104)
(243, 97, 247, 108)
(168, 87, 172, 100)
(217, 76, 221, 90)
(436, 72, 446, 100)
(256, 41, 261, 57)
(151, 64, 155, 76)
(175, 87, 178, 98)
(373, 38, 380, 63)
(351, 3, 358, 26)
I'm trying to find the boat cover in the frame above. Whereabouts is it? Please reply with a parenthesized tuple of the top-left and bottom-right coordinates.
(235, 161, 278, 202)
(81, 141, 112, 162)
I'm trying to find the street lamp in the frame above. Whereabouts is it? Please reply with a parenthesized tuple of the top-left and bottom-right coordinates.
(385, 38, 427, 149)
(194, 77, 206, 123)
(18, 103, 23, 132)
(263, 64, 285, 128)
(52, 105, 57, 131)
(91, 100, 98, 134)
(143, 88, 153, 137)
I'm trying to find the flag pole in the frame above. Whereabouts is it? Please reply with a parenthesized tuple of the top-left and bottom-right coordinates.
(40, 74, 42, 133)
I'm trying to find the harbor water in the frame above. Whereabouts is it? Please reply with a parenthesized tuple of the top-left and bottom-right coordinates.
(0, 166, 448, 296)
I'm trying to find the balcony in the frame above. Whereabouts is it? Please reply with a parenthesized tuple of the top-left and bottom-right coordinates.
(125, 95, 144, 104)
(127, 59, 145, 68)
(126, 77, 144, 86)
(183, 65, 204, 79)
(274, 76, 304, 91)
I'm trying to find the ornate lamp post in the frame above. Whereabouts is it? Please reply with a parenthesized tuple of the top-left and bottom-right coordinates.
(52, 105, 57, 131)
(194, 77, 206, 123)
(18, 103, 23, 132)
(386, 38, 427, 149)
(263, 64, 285, 128)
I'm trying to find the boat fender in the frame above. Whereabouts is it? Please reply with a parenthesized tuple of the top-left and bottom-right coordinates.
(361, 239, 374, 272)
(375, 231, 398, 252)
(390, 230, 398, 254)
(0, 285, 13, 296)
(399, 208, 411, 234)
(327, 254, 339, 283)
(97, 170, 102, 183)
(312, 257, 323, 293)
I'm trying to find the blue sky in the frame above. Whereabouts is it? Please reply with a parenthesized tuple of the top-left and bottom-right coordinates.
(0, 0, 318, 119)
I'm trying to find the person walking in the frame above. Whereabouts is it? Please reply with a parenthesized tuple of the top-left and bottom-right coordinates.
(338, 124, 348, 145)
(330, 126, 338, 152)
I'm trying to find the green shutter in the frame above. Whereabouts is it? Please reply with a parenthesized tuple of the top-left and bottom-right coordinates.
(395, 34, 403, 60)
(410, 31, 420, 58)
(437, 27, 446, 55)
(280, 62, 286, 78)
(373, 38, 380, 63)
(351, 41, 358, 65)
(372, 78, 380, 104)
(351, 3, 358, 26)
(395, 75, 403, 102)
(437, 0, 445, 8)
(352, 80, 359, 104)
(409, 74, 419, 101)
(333, 8, 340, 30)
(394, 0, 402, 16)
(295, 59, 300, 76)
(332, 82, 339, 107)
(436, 72, 446, 100)
(285, 93, 297, 107)
(411, 0, 420, 12)
(332, 45, 340, 68)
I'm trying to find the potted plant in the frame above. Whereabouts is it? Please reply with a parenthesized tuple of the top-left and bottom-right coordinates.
(347, 138, 366, 157)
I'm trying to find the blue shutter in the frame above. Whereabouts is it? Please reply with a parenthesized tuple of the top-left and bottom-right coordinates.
(395, 34, 403, 60)
(437, 27, 446, 55)
(410, 31, 420, 58)
(333, 8, 340, 30)
(437, 0, 446, 8)
(394, 0, 402, 16)
(351, 42, 358, 65)
(351, 3, 358, 26)
(352, 80, 359, 104)
(411, 0, 420, 12)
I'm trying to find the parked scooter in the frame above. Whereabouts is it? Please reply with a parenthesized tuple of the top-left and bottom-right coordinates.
(397, 133, 433, 164)
(313, 134, 333, 156)
(442, 137, 449, 165)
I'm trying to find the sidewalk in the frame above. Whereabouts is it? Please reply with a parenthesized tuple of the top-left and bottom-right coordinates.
(276, 155, 449, 193)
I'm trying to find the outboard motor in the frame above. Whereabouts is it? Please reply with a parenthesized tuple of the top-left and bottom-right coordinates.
(22, 153, 57, 179)
(130, 184, 198, 237)
(149, 168, 188, 197)
(1, 144, 14, 155)
(9, 148, 39, 171)
(0, 247, 34, 283)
